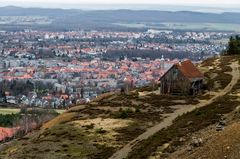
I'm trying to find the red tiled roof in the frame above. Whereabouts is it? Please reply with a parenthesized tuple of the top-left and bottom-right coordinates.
(0, 127, 17, 141)
(176, 60, 203, 80)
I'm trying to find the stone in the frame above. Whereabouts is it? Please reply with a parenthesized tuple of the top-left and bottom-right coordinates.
(191, 137, 203, 147)
(187, 121, 193, 125)
(226, 146, 230, 150)
(216, 124, 224, 131)
(179, 137, 186, 142)
(187, 146, 192, 151)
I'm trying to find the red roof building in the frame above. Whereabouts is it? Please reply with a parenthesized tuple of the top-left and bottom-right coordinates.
(175, 60, 204, 81)
(0, 127, 17, 142)
(160, 60, 204, 96)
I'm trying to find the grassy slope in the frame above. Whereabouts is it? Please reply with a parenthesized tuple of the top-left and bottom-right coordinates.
(0, 55, 238, 159)
(0, 94, 189, 158)
(127, 55, 240, 159)
(183, 79, 240, 159)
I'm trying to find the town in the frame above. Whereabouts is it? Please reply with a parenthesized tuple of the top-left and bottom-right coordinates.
(0, 3, 240, 159)
(0, 29, 232, 108)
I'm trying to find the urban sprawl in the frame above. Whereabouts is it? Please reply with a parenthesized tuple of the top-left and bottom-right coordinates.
(0, 29, 233, 108)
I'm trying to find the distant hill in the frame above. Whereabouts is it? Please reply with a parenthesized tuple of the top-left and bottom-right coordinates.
(1, 6, 240, 23)
(0, 6, 240, 31)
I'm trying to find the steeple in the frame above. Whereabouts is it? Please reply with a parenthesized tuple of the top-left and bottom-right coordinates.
(160, 55, 165, 69)
(161, 55, 164, 61)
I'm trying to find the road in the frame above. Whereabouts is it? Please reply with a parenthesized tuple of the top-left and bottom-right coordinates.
(109, 61, 240, 159)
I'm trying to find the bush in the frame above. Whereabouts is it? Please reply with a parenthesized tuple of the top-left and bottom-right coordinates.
(117, 111, 129, 119)
(135, 108, 141, 113)
(20, 108, 59, 116)
(85, 123, 94, 129)
(95, 128, 107, 134)
(126, 108, 133, 114)
(114, 108, 134, 119)
(0, 113, 21, 127)
(128, 94, 239, 159)
(226, 35, 240, 55)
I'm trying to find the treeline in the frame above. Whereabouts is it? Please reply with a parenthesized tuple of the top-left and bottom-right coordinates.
(225, 35, 240, 55)
(135, 37, 211, 45)
(0, 80, 54, 97)
(0, 109, 59, 128)
(0, 113, 21, 127)
(0, 80, 34, 97)
(0, 108, 59, 143)
(103, 50, 201, 61)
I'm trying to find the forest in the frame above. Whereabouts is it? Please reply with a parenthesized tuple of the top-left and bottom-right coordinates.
(103, 50, 202, 61)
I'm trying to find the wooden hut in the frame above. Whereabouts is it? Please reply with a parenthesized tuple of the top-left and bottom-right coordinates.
(160, 60, 204, 96)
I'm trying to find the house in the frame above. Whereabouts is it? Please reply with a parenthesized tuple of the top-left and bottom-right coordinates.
(6, 96, 17, 105)
(0, 127, 17, 142)
(159, 60, 204, 96)
(53, 83, 66, 93)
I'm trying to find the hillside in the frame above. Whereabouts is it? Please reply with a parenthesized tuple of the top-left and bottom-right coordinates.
(0, 55, 239, 159)
(1, 6, 240, 24)
(1, 6, 240, 31)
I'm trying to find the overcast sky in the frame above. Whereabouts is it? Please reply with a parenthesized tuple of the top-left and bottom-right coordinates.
(1, 0, 240, 10)
(2, 0, 240, 5)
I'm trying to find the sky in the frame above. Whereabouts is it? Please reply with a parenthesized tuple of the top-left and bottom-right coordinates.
(1, 0, 240, 10)
(1, 0, 239, 5)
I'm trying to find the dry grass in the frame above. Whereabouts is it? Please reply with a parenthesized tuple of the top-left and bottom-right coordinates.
(1, 55, 238, 159)
(42, 112, 77, 129)
(201, 57, 216, 67)
(128, 56, 240, 159)
(186, 121, 240, 159)
(0, 123, 115, 159)
(73, 118, 133, 132)
(0, 108, 20, 115)
(203, 56, 235, 91)
(128, 94, 240, 159)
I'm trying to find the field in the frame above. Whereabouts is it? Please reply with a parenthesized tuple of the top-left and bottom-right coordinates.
(113, 23, 147, 28)
(160, 22, 240, 32)
(0, 108, 20, 115)
(0, 108, 66, 115)
(0, 16, 52, 25)
(114, 22, 240, 32)
(55, 109, 66, 114)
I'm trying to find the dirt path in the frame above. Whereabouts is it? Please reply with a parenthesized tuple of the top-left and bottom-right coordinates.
(109, 61, 240, 159)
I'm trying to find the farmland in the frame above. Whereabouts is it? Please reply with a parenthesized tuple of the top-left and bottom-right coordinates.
(0, 108, 65, 115)
(0, 109, 20, 115)
(114, 22, 240, 32)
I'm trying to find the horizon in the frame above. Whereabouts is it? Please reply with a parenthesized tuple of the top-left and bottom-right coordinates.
(1, 4, 240, 13)
(1, 0, 240, 13)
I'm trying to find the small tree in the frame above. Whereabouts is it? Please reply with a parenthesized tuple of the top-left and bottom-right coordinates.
(226, 35, 240, 55)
